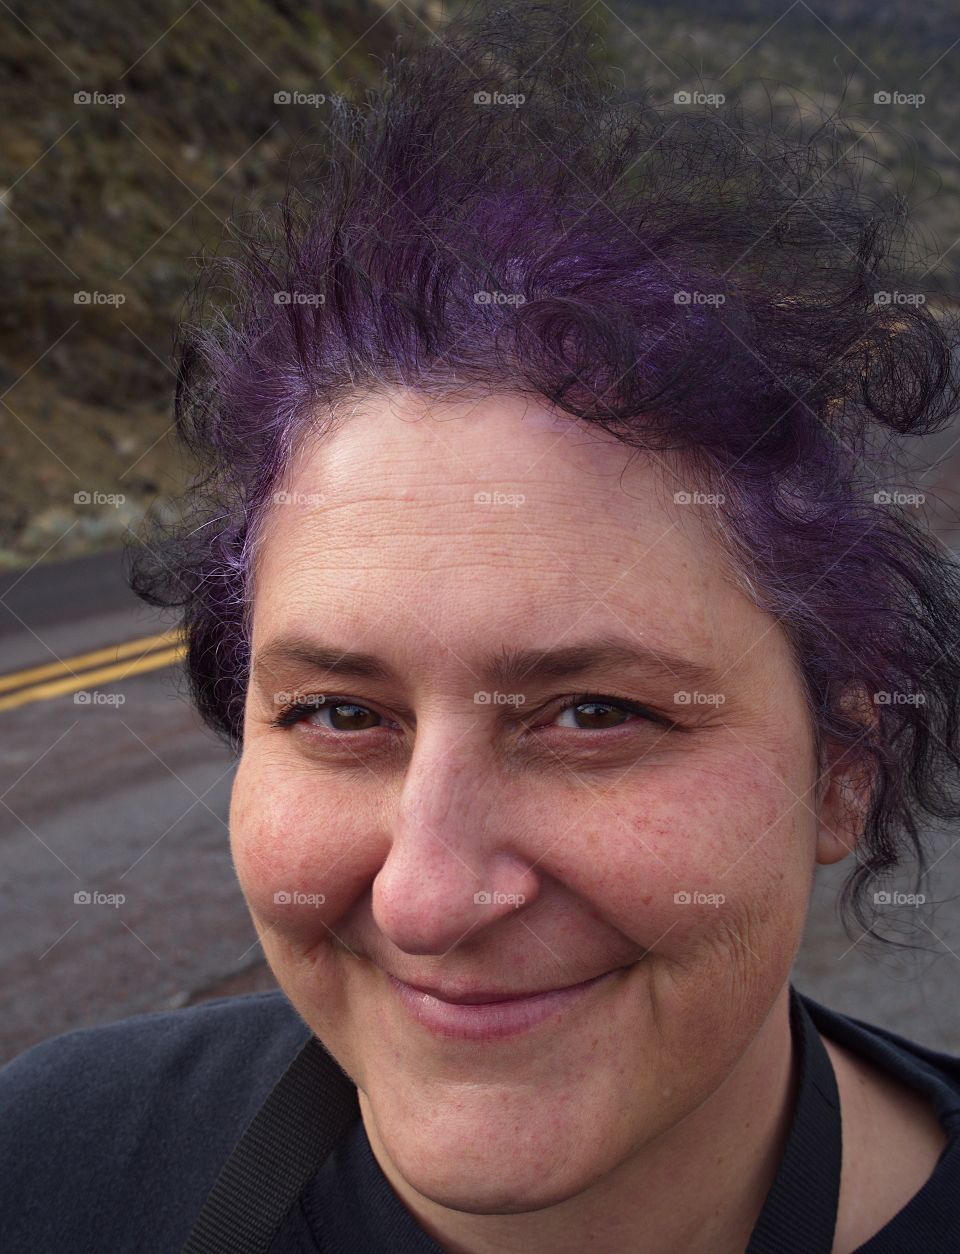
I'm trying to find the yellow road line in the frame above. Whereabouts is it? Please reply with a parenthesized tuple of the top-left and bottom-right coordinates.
(0, 629, 181, 695)
(0, 644, 185, 711)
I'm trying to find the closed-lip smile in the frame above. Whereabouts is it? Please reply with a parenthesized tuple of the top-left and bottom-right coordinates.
(385, 966, 629, 1040)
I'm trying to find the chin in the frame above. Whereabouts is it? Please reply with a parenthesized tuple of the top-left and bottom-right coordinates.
(414, 1177, 579, 1216)
(384, 1139, 602, 1215)
(364, 1083, 631, 1215)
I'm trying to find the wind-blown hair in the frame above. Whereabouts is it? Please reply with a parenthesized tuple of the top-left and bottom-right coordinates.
(129, 0, 960, 946)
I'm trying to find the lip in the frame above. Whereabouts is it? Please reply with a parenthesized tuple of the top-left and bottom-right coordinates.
(386, 968, 624, 1040)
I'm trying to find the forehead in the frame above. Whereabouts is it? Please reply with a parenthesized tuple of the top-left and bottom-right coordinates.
(250, 390, 759, 668)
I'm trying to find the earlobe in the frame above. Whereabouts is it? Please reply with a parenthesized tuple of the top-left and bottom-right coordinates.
(815, 682, 879, 866)
(815, 805, 857, 865)
(815, 752, 875, 865)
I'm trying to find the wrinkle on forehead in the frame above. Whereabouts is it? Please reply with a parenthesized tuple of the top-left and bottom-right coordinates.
(248, 389, 779, 696)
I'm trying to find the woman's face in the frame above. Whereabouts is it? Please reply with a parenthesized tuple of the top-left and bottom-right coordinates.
(231, 389, 837, 1212)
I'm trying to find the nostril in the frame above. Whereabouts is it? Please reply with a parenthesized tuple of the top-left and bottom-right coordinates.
(485, 852, 540, 907)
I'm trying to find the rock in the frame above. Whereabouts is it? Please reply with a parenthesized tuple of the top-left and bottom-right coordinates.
(15, 505, 79, 553)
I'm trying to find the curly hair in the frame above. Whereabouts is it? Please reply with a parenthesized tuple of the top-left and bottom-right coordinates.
(128, 0, 960, 948)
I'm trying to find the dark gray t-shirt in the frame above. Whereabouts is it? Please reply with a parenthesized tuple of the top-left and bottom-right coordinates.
(0, 987, 958, 1252)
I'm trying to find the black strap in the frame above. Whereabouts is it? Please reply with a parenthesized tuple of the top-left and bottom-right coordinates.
(182, 984, 841, 1253)
(180, 1035, 359, 1254)
(746, 985, 842, 1253)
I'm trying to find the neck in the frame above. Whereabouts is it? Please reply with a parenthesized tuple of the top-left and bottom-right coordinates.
(359, 984, 799, 1254)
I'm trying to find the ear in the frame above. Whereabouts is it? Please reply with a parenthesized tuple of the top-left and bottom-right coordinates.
(815, 683, 878, 866)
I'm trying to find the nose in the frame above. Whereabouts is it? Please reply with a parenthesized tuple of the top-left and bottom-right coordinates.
(371, 732, 541, 954)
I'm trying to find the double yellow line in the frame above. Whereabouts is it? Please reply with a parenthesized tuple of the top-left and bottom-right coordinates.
(0, 629, 186, 711)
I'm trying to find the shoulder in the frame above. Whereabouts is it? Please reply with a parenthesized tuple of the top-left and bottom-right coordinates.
(0, 991, 311, 1254)
(0, 989, 311, 1132)
(795, 988, 960, 1253)
(797, 989, 960, 1121)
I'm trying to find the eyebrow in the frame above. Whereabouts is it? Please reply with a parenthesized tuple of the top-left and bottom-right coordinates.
(252, 633, 727, 696)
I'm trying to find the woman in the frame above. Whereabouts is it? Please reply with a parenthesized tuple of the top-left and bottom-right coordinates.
(3, 2, 960, 1251)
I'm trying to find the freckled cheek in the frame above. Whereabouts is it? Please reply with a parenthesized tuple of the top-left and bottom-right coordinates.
(570, 780, 811, 954)
(229, 760, 374, 940)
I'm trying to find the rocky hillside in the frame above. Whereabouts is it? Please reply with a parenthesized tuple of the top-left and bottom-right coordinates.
(1, 0, 957, 566)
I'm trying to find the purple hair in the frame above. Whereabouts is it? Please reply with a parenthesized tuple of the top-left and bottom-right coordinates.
(129, 0, 960, 946)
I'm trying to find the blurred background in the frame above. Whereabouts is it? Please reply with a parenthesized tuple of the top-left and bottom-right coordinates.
(2, 0, 960, 1065)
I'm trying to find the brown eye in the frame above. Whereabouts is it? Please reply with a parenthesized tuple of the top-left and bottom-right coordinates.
(272, 698, 388, 732)
(313, 702, 383, 731)
(552, 698, 649, 731)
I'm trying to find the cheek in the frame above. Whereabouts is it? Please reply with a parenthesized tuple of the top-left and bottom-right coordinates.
(230, 742, 815, 973)
(229, 753, 379, 946)
(537, 757, 815, 961)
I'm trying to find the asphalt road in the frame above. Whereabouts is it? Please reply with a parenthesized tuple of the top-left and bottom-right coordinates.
(1, 489, 960, 1064)
(0, 550, 276, 1065)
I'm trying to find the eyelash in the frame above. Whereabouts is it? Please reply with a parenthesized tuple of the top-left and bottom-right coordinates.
(269, 692, 675, 735)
